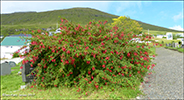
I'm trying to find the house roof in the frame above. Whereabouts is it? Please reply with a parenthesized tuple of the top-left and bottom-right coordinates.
(1, 37, 31, 46)
(9, 34, 32, 37)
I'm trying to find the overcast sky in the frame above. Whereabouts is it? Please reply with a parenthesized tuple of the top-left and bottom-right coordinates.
(1, 1, 183, 31)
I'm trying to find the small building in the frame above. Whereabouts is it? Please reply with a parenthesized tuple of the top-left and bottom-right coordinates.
(166, 32, 173, 40)
(1, 35, 31, 59)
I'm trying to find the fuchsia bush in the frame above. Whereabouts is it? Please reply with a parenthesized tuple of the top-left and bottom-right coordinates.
(18, 18, 161, 92)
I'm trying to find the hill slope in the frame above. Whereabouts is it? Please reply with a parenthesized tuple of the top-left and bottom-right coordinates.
(1, 7, 183, 36)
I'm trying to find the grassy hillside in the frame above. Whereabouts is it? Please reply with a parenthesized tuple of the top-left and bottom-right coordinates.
(1, 7, 183, 36)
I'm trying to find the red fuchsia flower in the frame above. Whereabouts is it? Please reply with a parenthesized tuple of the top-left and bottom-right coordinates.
(134, 52, 137, 56)
(52, 59, 56, 62)
(127, 53, 130, 57)
(129, 74, 131, 77)
(105, 57, 110, 60)
(110, 51, 114, 54)
(37, 29, 41, 33)
(101, 42, 105, 46)
(153, 55, 155, 57)
(104, 21, 107, 25)
(30, 86, 34, 88)
(86, 61, 90, 64)
(44, 65, 47, 68)
(93, 54, 96, 58)
(152, 64, 155, 67)
(65, 60, 69, 64)
(88, 71, 91, 75)
(144, 51, 148, 55)
(62, 48, 66, 52)
(31, 64, 33, 67)
(92, 67, 95, 71)
(95, 85, 99, 89)
(138, 71, 140, 74)
(85, 47, 89, 50)
(20, 66, 23, 69)
(67, 50, 70, 54)
(122, 73, 124, 76)
(102, 65, 105, 68)
(143, 57, 147, 60)
(136, 46, 140, 48)
(116, 51, 119, 55)
(104, 36, 107, 39)
(147, 65, 150, 69)
(160, 44, 162, 46)
(91, 76, 94, 79)
(42, 77, 44, 80)
(54, 85, 57, 87)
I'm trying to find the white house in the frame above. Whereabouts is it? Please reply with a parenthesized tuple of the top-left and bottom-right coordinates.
(166, 32, 173, 40)
(1, 34, 31, 59)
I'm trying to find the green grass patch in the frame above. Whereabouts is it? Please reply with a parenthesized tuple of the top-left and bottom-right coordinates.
(165, 46, 184, 53)
(1, 63, 145, 99)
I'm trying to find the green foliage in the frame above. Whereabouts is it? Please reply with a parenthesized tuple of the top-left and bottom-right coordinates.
(19, 18, 160, 94)
(12, 52, 21, 58)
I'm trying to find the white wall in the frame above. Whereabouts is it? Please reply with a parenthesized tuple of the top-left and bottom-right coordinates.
(1, 45, 30, 59)
(156, 35, 163, 38)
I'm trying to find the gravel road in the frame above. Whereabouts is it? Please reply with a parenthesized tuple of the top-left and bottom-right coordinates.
(138, 47, 183, 99)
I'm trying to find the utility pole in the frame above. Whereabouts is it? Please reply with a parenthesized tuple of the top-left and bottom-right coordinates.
(148, 29, 149, 35)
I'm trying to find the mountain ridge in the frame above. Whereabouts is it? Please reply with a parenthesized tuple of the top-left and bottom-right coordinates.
(1, 7, 183, 36)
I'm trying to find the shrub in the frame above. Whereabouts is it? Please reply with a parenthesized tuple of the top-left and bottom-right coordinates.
(18, 18, 160, 93)
(110, 16, 143, 35)
(12, 52, 21, 58)
(178, 41, 182, 45)
(161, 41, 164, 44)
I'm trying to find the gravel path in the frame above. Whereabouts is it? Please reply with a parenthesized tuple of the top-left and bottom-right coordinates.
(138, 47, 183, 99)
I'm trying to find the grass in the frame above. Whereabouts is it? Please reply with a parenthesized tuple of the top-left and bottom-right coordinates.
(165, 46, 184, 53)
(153, 37, 181, 44)
(1, 45, 156, 99)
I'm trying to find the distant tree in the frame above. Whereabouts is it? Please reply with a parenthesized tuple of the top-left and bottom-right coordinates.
(110, 16, 143, 34)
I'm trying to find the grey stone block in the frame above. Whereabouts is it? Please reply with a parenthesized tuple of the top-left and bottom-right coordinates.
(8, 61, 16, 67)
(22, 62, 36, 83)
(0, 62, 11, 75)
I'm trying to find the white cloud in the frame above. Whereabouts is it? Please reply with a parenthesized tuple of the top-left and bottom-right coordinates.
(169, 25, 184, 31)
(173, 12, 183, 22)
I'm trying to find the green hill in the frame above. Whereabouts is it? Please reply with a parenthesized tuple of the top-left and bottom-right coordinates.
(1, 7, 183, 36)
